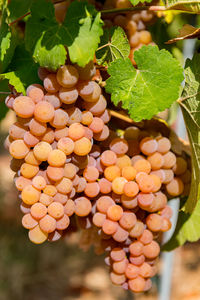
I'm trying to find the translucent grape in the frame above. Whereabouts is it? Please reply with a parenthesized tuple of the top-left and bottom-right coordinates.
(84, 182, 100, 197)
(123, 181, 139, 198)
(43, 74, 60, 93)
(30, 202, 47, 220)
(166, 177, 184, 196)
(143, 241, 160, 259)
(99, 178, 112, 194)
(93, 212, 106, 227)
(74, 197, 92, 217)
(50, 109, 69, 128)
(119, 211, 137, 230)
(20, 163, 39, 179)
(110, 138, 129, 155)
(29, 118, 47, 136)
(101, 150, 117, 167)
(128, 276, 146, 293)
(157, 137, 171, 154)
(112, 177, 128, 194)
(64, 199, 75, 216)
(27, 85, 44, 103)
(28, 225, 48, 244)
(107, 205, 123, 221)
(89, 117, 104, 133)
(56, 65, 79, 88)
(59, 87, 78, 104)
(104, 165, 121, 182)
(55, 177, 73, 194)
(122, 166, 136, 181)
(9, 140, 29, 159)
(33, 142, 52, 161)
(110, 248, 126, 262)
(56, 214, 70, 230)
(84, 95, 107, 115)
(96, 196, 115, 213)
(34, 101, 55, 123)
(22, 213, 38, 229)
(74, 137, 92, 156)
(125, 263, 139, 279)
(39, 215, 57, 233)
(44, 93, 61, 109)
(48, 149, 66, 167)
(13, 96, 35, 118)
(21, 185, 41, 205)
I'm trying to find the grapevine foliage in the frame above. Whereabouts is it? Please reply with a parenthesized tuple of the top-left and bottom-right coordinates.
(0, 2, 16, 72)
(163, 0, 200, 13)
(96, 27, 130, 66)
(164, 54, 200, 250)
(106, 45, 184, 122)
(7, 0, 33, 22)
(25, 0, 103, 70)
(0, 44, 41, 94)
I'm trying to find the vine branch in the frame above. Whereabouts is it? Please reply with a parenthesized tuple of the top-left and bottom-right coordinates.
(101, 5, 166, 15)
(8, 12, 30, 26)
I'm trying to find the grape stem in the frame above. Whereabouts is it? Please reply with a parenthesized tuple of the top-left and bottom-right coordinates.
(101, 5, 166, 15)
(8, 0, 69, 26)
(108, 109, 135, 123)
(9, 12, 30, 26)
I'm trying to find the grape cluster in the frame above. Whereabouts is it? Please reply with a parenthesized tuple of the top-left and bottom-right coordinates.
(5, 61, 110, 244)
(77, 127, 190, 292)
(103, 0, 155, 65)
(5, 60, 191, 293)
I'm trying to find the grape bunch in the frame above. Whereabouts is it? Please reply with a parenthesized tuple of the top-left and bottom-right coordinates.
(4, 59, 191, 293)
(5, 61, 110, 244)
(102, 0, 155, 65)
(77, 127, 190, 292)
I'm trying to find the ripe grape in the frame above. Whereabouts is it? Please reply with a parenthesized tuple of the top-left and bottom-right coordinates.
(28, 225, 48, 244)
(56, 65, 79, 88)
(13, 96, 35, 118)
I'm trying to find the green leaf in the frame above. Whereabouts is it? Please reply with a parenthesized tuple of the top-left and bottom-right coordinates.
(25, 0, 103, 70)
(25, 0, 66, 71)
(0, 79, 9, 122)
(62, 1, 103, 67)
(96, 26, 130, 66)
(105, 45, 183, 122)
(163, 0, 200, 13)
(163, 200, 200, 251)
(129, 0, 152, 5)
(0, 2, 17, 72)
(7, 0, 33, 22)
(0, 44, 41, 94)
(163, 53, 200, 251)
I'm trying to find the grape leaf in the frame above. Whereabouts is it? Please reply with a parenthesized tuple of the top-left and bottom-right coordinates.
(0, 44, 41, 94)
(163, 0, 200, 13)
(25, 0, 103, 70)
(166, 24, 200, 44)
(129, 0, 152, 5)
(0, 79, 9, 121)
(105, 45, 183, 122)
(7, 0, 33, 22)
(96, 26, 130, 66)
(25, 0, 66, 71)
(62, 1, 103, 67)
(0, 2, 17, 72)
(163, 54, 200, 251)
